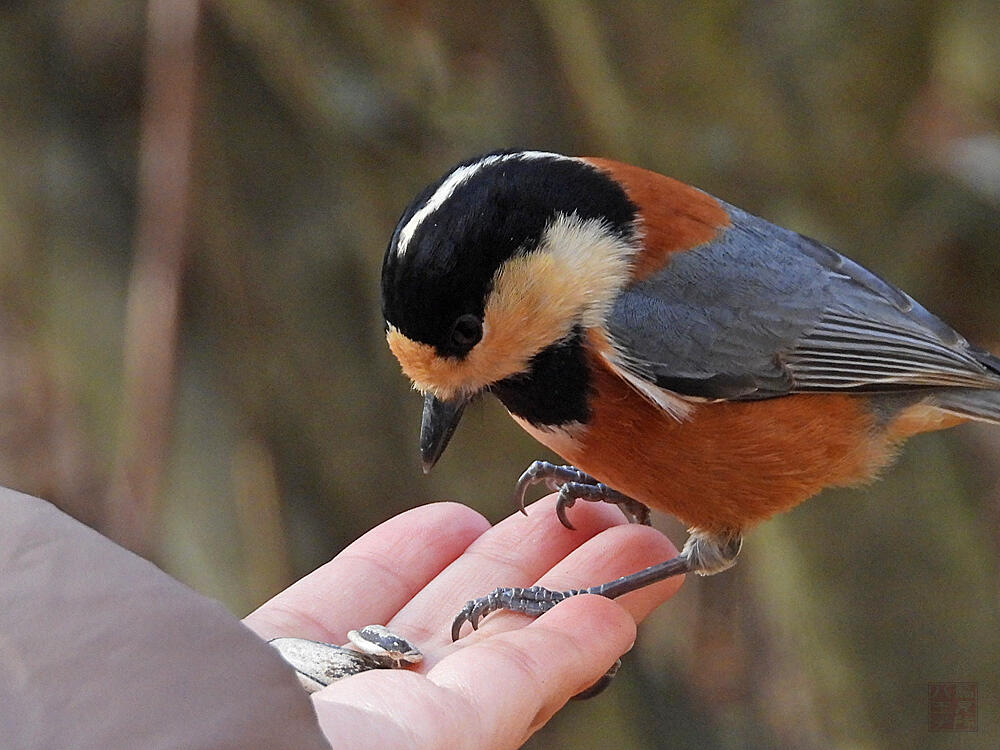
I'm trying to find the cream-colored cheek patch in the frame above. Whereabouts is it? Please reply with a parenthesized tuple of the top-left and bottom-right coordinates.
(480, 213, 638, 368)
(386, 213, 638, 399)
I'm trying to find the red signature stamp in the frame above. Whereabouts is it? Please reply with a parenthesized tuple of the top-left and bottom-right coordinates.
(928, 682, 977, 732)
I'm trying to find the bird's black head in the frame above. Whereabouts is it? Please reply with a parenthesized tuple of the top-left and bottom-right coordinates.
(381, 150, 637, 364)
(381, 150, 639, 469)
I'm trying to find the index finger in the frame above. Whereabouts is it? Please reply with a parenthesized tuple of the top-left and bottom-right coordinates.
(243, 502, 489, 641)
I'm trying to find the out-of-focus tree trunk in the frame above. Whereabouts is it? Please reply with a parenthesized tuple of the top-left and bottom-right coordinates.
(0, 5, 103, 526)
(105, 0, 200, 556)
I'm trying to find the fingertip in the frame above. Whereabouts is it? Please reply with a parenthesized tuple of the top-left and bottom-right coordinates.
(390, 500, 490, 534)
(342, 500, 490, 558)
(412, 501, 492, 537)
(245, 502, 491, 641)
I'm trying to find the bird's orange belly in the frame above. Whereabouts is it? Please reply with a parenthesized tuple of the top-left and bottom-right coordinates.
(514, 357, 901, 534)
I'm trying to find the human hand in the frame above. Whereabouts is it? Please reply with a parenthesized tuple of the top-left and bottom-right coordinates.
(244, 496, 683, 750)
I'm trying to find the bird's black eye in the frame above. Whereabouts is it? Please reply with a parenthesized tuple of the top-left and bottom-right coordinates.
(448, 314, 483, 352)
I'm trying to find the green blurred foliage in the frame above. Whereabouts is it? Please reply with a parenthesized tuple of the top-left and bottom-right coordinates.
(1, 1, 999, 748)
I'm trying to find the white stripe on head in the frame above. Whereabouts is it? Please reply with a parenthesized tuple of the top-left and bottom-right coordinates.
(393, 151, 574, 257)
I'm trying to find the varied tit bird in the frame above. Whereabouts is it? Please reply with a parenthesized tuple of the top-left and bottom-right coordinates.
(380, 150, 1000, 638)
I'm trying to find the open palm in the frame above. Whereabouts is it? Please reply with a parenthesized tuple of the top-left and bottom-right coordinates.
(244, 496, 683, 750)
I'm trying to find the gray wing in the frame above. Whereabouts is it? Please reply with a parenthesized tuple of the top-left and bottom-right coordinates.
(605, 202, 1000, 403)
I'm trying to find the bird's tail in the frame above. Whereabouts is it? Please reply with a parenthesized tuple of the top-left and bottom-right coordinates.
(932, 388, 1000, 425)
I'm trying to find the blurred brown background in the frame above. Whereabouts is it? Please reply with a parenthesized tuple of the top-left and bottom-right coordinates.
(2, 1, 999, 747)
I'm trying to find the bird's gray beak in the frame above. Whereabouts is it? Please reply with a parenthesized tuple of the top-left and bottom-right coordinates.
(419, 393, 468, 474)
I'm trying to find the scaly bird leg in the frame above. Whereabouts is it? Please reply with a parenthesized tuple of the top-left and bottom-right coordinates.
(514, 460, 652, 528)
(451, 530, 743, 640)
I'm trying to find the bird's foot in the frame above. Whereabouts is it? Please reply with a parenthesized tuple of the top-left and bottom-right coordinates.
(451, 584, 584, 640)
(450, 585, 622, 699)
(514, 460, 651, 529)
(450, 530, 743, 639)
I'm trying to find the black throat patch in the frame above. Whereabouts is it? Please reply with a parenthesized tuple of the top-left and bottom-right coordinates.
(491, 326, 591, 427)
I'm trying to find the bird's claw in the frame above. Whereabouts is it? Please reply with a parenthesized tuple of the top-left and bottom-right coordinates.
(451, 585, 580, 641)
(572, 658, 622, 700)
(514, 461, 651, 528)
(515, 461, 582, 515)
(450, 586, 625, 699)
(618, 496, 652, 526)
(514, 461, 604, 523)
(450, 593, 495, 640)
(555, 489, 578, 530)
(513, 465, 538, 515)
(554, 480, 652, 529)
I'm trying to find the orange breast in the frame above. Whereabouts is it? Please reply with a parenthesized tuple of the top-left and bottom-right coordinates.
(525, 352, 900, 534)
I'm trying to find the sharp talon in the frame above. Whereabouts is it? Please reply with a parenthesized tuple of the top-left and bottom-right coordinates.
(451, 608, 471, 642)
(512, 461, 648, 530)
(555, 499, 576, 530)
(514, 469, 534, 514)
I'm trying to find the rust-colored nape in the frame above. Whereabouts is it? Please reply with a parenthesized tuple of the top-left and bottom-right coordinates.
(584, 158, 730, 282)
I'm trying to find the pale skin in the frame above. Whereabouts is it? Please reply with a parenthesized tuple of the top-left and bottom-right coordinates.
(244, 496, 683, 750)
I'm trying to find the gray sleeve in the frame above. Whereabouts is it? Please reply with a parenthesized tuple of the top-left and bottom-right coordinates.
(0, 488, 331, 750)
